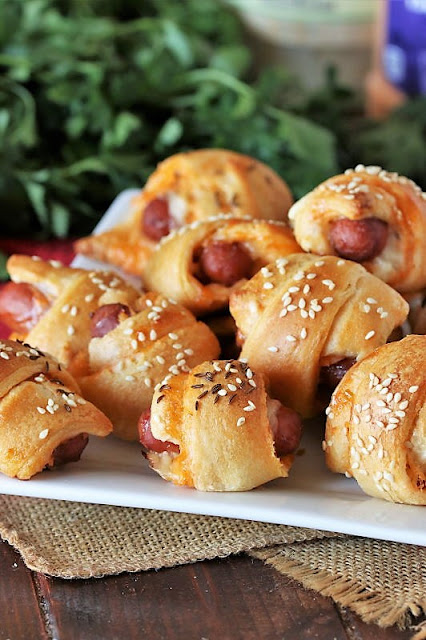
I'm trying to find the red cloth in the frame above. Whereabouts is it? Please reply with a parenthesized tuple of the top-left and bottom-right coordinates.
(0, 238, 76, 339)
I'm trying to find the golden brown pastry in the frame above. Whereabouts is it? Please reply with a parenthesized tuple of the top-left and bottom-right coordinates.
(143, 216, 302, 315)
(79, 292, 220, 441)
(138, 359, 302, 491)
(288, 165, 426, 293)
(324, 335, 426, 505)
(0, 339, 112, 479)
(1, 255, 142, 376)
(74, 149, 294, 275)
(229, 254, 409, 417)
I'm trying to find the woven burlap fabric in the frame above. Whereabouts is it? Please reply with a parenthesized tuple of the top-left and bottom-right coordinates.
(251, 537, 426, 631)
(0, 495, 336, 579)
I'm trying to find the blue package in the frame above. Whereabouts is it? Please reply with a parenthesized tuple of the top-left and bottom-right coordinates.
(383, 0, 426, 95)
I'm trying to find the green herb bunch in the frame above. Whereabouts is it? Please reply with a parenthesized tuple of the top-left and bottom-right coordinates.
(0, 0, 337, 239)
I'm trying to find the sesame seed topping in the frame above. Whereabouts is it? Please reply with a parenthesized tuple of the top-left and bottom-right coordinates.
(237, 417, 246, 427)
(409, 385, 419, 393)
(37, 407, 46, 415)
(168, 332, 178, 340)
(150, 329, 157, 341)
(125, 375, 135, 382)
(365, 330, 375, 340)
(286, 335, 296, 342)
(322, 297, 333, 304)
(39, 429, 49, 439)
(85, 293, 94, 302)
(156, 355, 165, 365)
(267, 346, 279, 353)
(263, 282, 274, 290)
(366, 297, 377, 304)
(67, 325, 75, 336)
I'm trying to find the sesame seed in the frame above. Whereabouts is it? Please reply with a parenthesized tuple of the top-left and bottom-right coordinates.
(67, 325, 75, 336)
(144, 378, 152, 387)
(300, 328, 307, 339)
(398, 399, 408, 409)
(61, 304, 70, 313)
(383, 471, 394, 483)
(150, 329, 157, 341)
(322, 279, 335, 290)
(286, 335, 296, 342)
(39, 429, 49, 439)
(85, 294, 94, 303)
(363, 305, 371, 313)
(218, 389, 227, 396)
(228, 384, 237, 392)
(248, 379, 257, 388)
(366, 298, 377, 304)
(306, 273, 317, 280)
(267, 346, 279, 353)
(131, 339, 138, 350)
(322, 297, 333, 304)
(409, 385, 419, 393)
(168, 332, 178, 340)
(288, 286, 300, 293)
(365, 330, 375, 340)
(36, 407, 46, 414)
(184, 349, 194, 356)
(351, 462, 360, 470)
(263, 282, 274, 290)
(172, 343, 182, 350)
(237, 417, 246, 427)
(123, 328, 133, 336)
(70, 306, 78, 317)
(156, 355, 165, 365)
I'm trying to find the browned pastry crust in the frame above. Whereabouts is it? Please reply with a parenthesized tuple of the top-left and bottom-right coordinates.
(74, 149, 294, 275)
(79, 292, 220, 441)
(0, 340, 112, 479)
(324, 335, 426, 505)
(143, 216, 302, 315)
(229, 254, 409, 417)
(6, 255, 142, 376)
(288, 165, 426, 293)
(146, 359, 294, 491)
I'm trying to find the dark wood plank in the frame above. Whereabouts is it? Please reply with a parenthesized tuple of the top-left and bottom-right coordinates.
(0, 539, 47, 640)
(35, 555, 348, 640)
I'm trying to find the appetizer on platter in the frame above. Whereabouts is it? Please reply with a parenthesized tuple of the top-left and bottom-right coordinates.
(74, 148, 294, 275)
(0, 339, 112, 479)
(143, 216, 302, 315)
(1, 255, 142, 377)
(138, 359, 302, 491)
(229, 254, 409, 417)
(288, 165, 426, 293)
(324, 335, 426, 505)
(79, 292, 220, 441)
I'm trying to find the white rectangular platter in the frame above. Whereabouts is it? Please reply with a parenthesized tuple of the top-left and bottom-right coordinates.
(1, 189, 425, 546)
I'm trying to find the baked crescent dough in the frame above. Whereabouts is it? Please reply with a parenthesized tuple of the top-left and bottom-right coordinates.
(74, 149, 294, 275)
(79, 292, 220, 441)
(229, 254, 409, 417)
(0, 340, 112, 479)
(144, 359, 296, 491)
(5, 255, 142, 376)
(288, 165, 426, 293)
(324, 335, 426, 505)
(143, 216, 302, 315)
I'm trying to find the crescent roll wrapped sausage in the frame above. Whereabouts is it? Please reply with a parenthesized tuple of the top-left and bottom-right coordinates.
(0, 339, 112, 479)
(74, 149, 293, 276)
(138, 359, 302, 491)
(143, 216, 302, 315)
(79, 292, 220, 441)
(1, 255, 142, 376)
(229, 254, 409, 417)
(288, 165, 426, 293)
(324, 335, 426, 505)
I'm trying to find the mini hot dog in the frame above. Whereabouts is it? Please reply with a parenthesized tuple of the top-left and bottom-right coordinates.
(140, 359, 302, 492)
(288, 165, 426, 293)
(143, 217, 302, 316)
(0, 281, 51, 334)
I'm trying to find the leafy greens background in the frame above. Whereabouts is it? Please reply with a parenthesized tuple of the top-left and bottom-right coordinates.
(0, 0, 425, 242)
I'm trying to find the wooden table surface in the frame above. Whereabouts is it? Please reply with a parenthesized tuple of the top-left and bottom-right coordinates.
(0, 536, 417, 640)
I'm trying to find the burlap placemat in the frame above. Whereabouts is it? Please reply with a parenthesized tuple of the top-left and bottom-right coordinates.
(251, 537, 426, 632)
(0, 495, 335, 579)
(1, 494, 425, 633)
